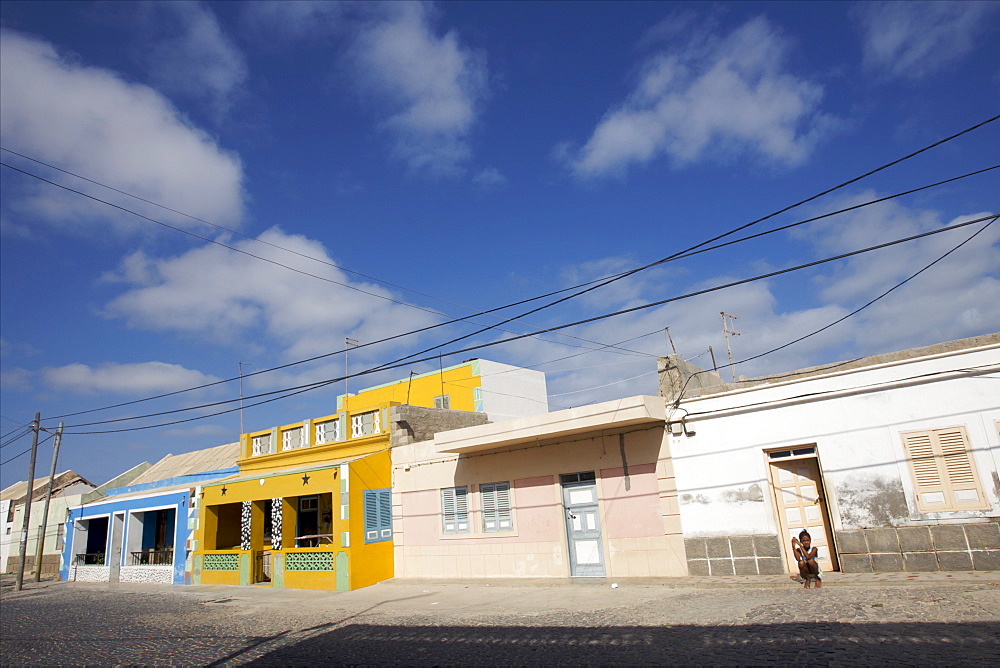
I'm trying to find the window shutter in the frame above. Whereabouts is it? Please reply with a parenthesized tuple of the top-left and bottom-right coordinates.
(902, 426, 985, 511)
(441, 486, 469, 533)
(364, 489, 392, 543)
(364, 490, 379, 542)
(481, 482, 512, 532)
(379, 490, 392, 539)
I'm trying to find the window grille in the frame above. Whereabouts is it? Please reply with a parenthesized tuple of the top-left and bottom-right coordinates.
(282, 427, 302, 451)
(251, 434, 272, 456)
(434, 394, 451, 409)
(352, 410, 380, 438)
(315, 419, 339, 444)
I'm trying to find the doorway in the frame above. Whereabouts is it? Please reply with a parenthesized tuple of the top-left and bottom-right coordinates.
(561, 472, 605, 577)
(767, 447, 838, 573)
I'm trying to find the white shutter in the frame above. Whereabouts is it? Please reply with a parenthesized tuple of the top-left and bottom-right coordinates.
(481, 482, 512, 532)
(441, 487, 469, 533)
(902, 426, 985, 511)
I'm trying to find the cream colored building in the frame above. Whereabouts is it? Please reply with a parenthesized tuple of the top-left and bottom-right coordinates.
(392, 396, 687, 579)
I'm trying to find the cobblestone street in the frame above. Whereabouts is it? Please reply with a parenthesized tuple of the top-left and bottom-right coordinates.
(3, 575, 999, 665)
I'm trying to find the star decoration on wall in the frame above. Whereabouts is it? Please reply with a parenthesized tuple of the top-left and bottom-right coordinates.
(220, 486, 228, 496)
(302, 473, 310, 485)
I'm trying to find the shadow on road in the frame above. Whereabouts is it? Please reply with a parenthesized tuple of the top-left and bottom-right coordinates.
(246, 621, 1000, 665)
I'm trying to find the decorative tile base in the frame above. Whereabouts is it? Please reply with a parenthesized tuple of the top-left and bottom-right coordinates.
(120, 566, 174, 584)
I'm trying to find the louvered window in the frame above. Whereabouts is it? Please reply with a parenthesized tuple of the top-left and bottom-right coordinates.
(315, 419, 339, 444)
(901, 426, 986, 512)
(364, 489, 392, 543)
(481, 481, 513, 532)
(352, 410, 380, 438)
(441, 486, 469, 534)
(282, 427, 302, 451)
(434, 394, 450, 409)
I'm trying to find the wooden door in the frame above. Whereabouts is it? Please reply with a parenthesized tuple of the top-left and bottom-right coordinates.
(770, 457, 837, 573)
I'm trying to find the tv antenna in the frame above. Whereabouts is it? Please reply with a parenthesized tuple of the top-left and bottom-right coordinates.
(721, 312, 741, 382)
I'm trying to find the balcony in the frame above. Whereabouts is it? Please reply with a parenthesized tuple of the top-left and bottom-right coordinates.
(129, 549, 174, 566)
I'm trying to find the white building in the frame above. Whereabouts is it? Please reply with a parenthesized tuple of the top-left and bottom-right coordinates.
(660, 333, 1000, 575)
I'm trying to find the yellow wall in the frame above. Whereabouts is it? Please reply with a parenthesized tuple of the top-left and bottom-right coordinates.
(340, 361, 483, 413)
(347, 449, 394, 589)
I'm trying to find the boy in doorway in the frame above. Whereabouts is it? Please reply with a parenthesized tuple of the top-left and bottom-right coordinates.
(791, 530, 821, 588)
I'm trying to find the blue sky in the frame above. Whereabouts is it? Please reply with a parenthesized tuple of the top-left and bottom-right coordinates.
(1, 1, 998, 487)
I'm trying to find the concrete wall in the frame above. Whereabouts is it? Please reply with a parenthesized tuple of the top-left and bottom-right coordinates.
(667, 339, 1000, 573)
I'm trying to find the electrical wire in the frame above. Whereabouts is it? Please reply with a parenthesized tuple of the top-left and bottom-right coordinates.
(0, 433, 54, 466)
(0, 156, 657, 365)
(41, 163, 998, 423)
(668, 215, 999, 410)
(1, 426, 33, 448)
(57, 213, 995, 434)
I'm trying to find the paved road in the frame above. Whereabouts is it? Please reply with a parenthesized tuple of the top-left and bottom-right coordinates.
(2, 577, 999, 665)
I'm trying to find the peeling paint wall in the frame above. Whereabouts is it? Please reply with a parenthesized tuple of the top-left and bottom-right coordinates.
(835, 474, 908, 529)
(669, 341, 1000, 549)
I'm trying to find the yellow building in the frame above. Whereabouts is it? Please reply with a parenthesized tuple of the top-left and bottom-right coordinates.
(191, 359, 547, 590)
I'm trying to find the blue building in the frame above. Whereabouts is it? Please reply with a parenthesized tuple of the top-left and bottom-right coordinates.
(61, 442, 238, 584)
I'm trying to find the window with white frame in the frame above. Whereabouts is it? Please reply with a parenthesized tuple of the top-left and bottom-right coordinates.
(481, 481, 513, 532)
(901, 425, 987, 512)
(351, 410, 380, 438)
(441, 486, 469, 534)
(434, 394, 450, 409)
(282, 427, 303, 451)
(251, 433, 272, 456)
(315, 419, 340, 444)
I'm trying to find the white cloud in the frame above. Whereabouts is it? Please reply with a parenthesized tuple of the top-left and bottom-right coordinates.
(41, 361, 220, 395)
(244, 2, 488, 177)
(472, 167, 507, 188)
(103, 228, 440, 363)
(854, 1, 998, 81)
(351, 3, 488, 176)
(0, 367, 32, 392)
(564, 16, 835, 177)
(136, 2, 248, 120)
(0, 29, 245, 235)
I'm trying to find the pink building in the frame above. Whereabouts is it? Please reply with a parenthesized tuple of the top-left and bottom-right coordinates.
(391, 396, 687, 579)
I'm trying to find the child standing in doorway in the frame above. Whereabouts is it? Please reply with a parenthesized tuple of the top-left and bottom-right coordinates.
(791, 530, 822, 588)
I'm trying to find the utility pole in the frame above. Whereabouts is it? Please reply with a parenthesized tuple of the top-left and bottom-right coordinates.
(33, 422, 63, 582)
(14, 412, 40, 592)
(238, 362, 251, 436)
(344, 338, 358, 411)
(721, 312, 741, 382)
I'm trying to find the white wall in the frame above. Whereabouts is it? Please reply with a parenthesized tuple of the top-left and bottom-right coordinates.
(478, 360, 549, 422)
(672, 344, 1000, 537)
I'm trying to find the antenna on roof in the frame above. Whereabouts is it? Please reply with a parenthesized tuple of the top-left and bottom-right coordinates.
(721, 312, 741, 382)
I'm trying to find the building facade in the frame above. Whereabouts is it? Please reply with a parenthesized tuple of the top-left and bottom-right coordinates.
(392, 396, 688, 580)
(61, 443, 239, 584)
(661, 333, 1000, 575)
(192, 359, 542, 590)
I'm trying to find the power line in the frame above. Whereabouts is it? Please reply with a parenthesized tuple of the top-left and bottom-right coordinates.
(14, 115, 998, 430)
(58, 213, 995, 434)
(668, 215, 999, 410)
(353, 117, 1000, 372)
(43, 163, 998, 423)
(0, 153, 657, 365)
(0, 433, 53, 467)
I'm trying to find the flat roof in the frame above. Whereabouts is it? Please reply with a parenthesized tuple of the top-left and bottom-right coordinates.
(435, 395, 665, 454)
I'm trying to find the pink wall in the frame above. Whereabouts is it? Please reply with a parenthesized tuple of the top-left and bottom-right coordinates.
(599, 463, 663, 539)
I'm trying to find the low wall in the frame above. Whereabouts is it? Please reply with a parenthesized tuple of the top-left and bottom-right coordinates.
(836, 521, 1000, 572)
(683, 534, 784, 575)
